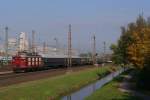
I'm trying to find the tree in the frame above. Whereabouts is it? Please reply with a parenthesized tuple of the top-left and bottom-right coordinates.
(110, 26, 133, 65)
(111, 15, 150, 90)
(127, 15, 150, 69)
(111, 15, 150, 69)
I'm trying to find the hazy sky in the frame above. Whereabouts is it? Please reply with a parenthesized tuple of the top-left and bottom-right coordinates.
(0, 0, 150, 53)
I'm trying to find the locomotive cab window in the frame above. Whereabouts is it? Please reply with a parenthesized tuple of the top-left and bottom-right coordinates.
(39, 58, 41, 61)
(32, 58, 35, 61)
(28, 58, 31, 61)
(36, 58, 38, 61)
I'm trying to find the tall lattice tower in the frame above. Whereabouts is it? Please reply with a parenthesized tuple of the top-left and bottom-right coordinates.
(5, 26, 8, 64)
(92, 35, 96, 65)
(32, 30, 36, 52)
(67, 24, 72, 69)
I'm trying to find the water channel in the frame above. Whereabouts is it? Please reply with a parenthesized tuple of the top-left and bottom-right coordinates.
(62, 68, 127, 100)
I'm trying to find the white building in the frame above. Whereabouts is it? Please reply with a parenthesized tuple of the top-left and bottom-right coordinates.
(8, 38, 17, 55)
(19, 32, 29, 51)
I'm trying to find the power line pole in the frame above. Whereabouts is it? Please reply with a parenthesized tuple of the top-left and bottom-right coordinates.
(67, 24, 72, 70)
(54, 37, 58, 49)
(5, 26, 8, 64)
(103, 41, 106, 63)
(43, 42, 46, 54)
(28, 37, 32, 52)
(92, 35, 96, 65)
(32, 30, 35, 53)
(54, 37, 59, 53)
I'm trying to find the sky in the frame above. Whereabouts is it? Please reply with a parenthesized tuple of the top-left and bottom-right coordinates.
(0, 0, 150, 53)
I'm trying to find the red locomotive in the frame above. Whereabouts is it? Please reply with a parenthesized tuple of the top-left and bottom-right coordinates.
(12, 51, 43, 72)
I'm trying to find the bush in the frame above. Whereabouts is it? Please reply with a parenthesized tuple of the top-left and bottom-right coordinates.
(137, 55, 150, 90)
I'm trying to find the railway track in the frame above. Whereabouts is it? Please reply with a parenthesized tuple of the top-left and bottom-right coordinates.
(0, 65, 93, 87)
(0, 68, 66, 80)
(0, 71, 13, 75)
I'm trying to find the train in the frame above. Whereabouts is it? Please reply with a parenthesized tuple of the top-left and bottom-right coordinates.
(12, 51, 92, 72)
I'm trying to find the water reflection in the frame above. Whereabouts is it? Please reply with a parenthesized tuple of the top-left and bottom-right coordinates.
(62, 69, 126, 100)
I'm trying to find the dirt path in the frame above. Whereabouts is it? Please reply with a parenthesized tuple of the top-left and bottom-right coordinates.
(119, 71, 150, 100)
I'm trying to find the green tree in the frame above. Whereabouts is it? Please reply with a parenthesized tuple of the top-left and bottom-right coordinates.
(110, 26, 133, 65)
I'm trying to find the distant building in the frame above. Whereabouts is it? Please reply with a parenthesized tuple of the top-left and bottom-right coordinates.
(8, 38, 17, 55)
(8, 38, 16, 46)
(19, 32, 29, 51)
(0, 38, 17, 56)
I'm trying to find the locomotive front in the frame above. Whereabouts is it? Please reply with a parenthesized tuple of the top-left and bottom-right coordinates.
(12, 52, 43, 72)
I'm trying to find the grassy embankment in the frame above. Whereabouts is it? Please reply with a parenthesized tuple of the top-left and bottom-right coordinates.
(85, 70, 141, 100)
(0, 65, 119, 100)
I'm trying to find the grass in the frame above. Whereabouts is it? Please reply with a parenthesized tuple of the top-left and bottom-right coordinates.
(0, 66, 115, 100)
(85, 70, 141, 100)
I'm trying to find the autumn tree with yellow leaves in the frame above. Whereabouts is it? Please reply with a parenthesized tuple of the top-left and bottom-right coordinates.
(111, 15, 150, 89)
(127, 15, 150, 69)
(111, 15, 150, 69)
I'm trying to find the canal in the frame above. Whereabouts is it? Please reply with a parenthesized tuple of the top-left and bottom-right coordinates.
(62, 68, 127, 100)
